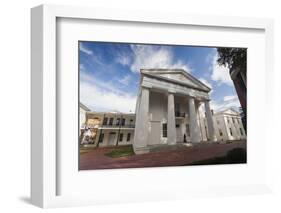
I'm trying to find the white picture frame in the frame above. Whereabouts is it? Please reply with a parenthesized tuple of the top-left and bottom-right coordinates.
(31, 4, 274, 208)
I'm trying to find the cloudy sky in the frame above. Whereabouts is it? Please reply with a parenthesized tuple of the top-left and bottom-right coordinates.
(79, 41, 241, 113)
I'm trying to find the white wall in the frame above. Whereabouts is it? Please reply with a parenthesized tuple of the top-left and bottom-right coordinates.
(1, 0, 281, 212)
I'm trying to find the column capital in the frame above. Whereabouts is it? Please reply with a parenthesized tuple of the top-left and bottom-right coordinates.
(168, 89, 177, 94)
(141, 85, 152, 90)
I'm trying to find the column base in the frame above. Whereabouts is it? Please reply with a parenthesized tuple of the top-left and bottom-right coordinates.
(210, 136, 218, 142)
(167, 141, 177, 145)
(133, 146, 150, 155)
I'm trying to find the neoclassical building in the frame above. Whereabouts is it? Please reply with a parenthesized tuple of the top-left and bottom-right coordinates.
(133, 69, 217, 154)
(211, 108, 246, 142)
(80, 69, 246, 153)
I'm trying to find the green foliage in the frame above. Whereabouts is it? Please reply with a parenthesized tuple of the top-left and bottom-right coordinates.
(105, 145, 134, 158)
(190, 148, 247, 165)
(216, 48, 247, 71)
(226, 148, 247, 163)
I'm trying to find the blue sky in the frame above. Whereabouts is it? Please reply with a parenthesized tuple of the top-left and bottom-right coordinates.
(79, 41, 241, 113)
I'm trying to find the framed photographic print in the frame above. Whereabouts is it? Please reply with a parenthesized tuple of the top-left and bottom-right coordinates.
(31, 4, 274, 208)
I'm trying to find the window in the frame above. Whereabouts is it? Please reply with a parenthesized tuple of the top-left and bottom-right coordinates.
(119, 133, 123, 141)
(240, 128, 243, 135)
(103, 117, 108, 125)
(176, 124, 180, 128)
(232, 117, 235, 123)
(217, 120, 220, 125)
(121, 118, 125, 126)
(219, 129, 223, 136)
(116, 118, 120, 126)
(227, 117, 230, 124)
(162, 123, 167, 138)
(127, 133, 131, 142)
(98, 133, 104, 143)
(229, 128, 233, 136)
(109, 117, 113, 125)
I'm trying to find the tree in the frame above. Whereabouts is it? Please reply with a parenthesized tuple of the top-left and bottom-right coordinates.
(216, 48, 247, 72)
(217, 47, 247, 133)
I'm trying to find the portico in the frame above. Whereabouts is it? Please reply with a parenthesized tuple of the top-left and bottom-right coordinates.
(133, 69, 217, 154)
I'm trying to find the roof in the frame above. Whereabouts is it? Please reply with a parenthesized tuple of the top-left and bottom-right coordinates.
(86, 111, 136, 116)
(214, 108, 240, 116)
(140, 68, 211, 92)
(79, 103, 91, 111)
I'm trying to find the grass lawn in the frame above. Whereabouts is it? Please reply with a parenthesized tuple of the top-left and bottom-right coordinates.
(105, 145, 134, 158)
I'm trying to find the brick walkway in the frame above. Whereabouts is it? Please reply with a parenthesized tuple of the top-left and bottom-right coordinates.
(79, 141, 246, 170)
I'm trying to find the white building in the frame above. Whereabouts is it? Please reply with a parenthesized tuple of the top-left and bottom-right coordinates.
(79, 103, 90, 136)
(133, 69, 217, 154)
(211, 108, 246, 142)
(80, 69, 246, 152)
(80, 111, 135, 147)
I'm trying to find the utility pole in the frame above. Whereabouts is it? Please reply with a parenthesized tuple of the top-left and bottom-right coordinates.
(96, 113, 106, 148)
(116, 113, 122, 146)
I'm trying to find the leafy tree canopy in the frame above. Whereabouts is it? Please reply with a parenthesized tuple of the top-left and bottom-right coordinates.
(216, 48, 247, 71)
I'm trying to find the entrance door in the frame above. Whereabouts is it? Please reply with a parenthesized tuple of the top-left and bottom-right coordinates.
(148, 121, 161, 145)
(176, 123, 182, 142)
(108, 132, 116, 146)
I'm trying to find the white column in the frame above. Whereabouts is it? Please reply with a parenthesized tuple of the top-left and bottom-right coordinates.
(204, 100, 217, 142)
(133, 87, 150, 154)
(167, 92, 176, 145)
(188, 97, 201, 143)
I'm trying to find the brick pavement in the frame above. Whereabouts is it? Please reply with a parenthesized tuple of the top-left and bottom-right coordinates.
(79, 141, 246, 170)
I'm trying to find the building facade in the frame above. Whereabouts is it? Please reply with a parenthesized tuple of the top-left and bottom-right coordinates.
(80, 111, 135, 147)
(133, 69, 217, 154)
(211, 108, 246, 142)
(80, 105, 246, 149)
(79, 103, 90, 136)
(80, 69, 246, 153)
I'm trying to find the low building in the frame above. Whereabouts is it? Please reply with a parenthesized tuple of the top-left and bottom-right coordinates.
(80, 111, 135, 147)
(80, 107, 246, 147)
(79, 103, 90, 136)
(211, 108, 246, 142)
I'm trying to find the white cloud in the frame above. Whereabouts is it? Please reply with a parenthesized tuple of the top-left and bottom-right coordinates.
(223, 95, 236, 102)
(116, 53, 131, 66)
(129, 45, 192, 73)
(210, 95, 240, 112)
(79, 43, 93, 55)
(118, 74, 131, 86)
(210, 52, 233, 86)
(80, 72, 136, 113)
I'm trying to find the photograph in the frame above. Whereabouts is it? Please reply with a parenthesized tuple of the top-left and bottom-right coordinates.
(78, 41, 247, 170)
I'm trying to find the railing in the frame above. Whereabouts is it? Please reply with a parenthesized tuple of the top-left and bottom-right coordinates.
(175, 111, 185, 117)
(101, 124, 135, 129)
(121, 124, 135, 128)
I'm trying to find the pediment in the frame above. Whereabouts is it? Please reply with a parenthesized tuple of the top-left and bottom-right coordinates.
(221, 108, 239, 115)
(141, 69, 211, 92)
